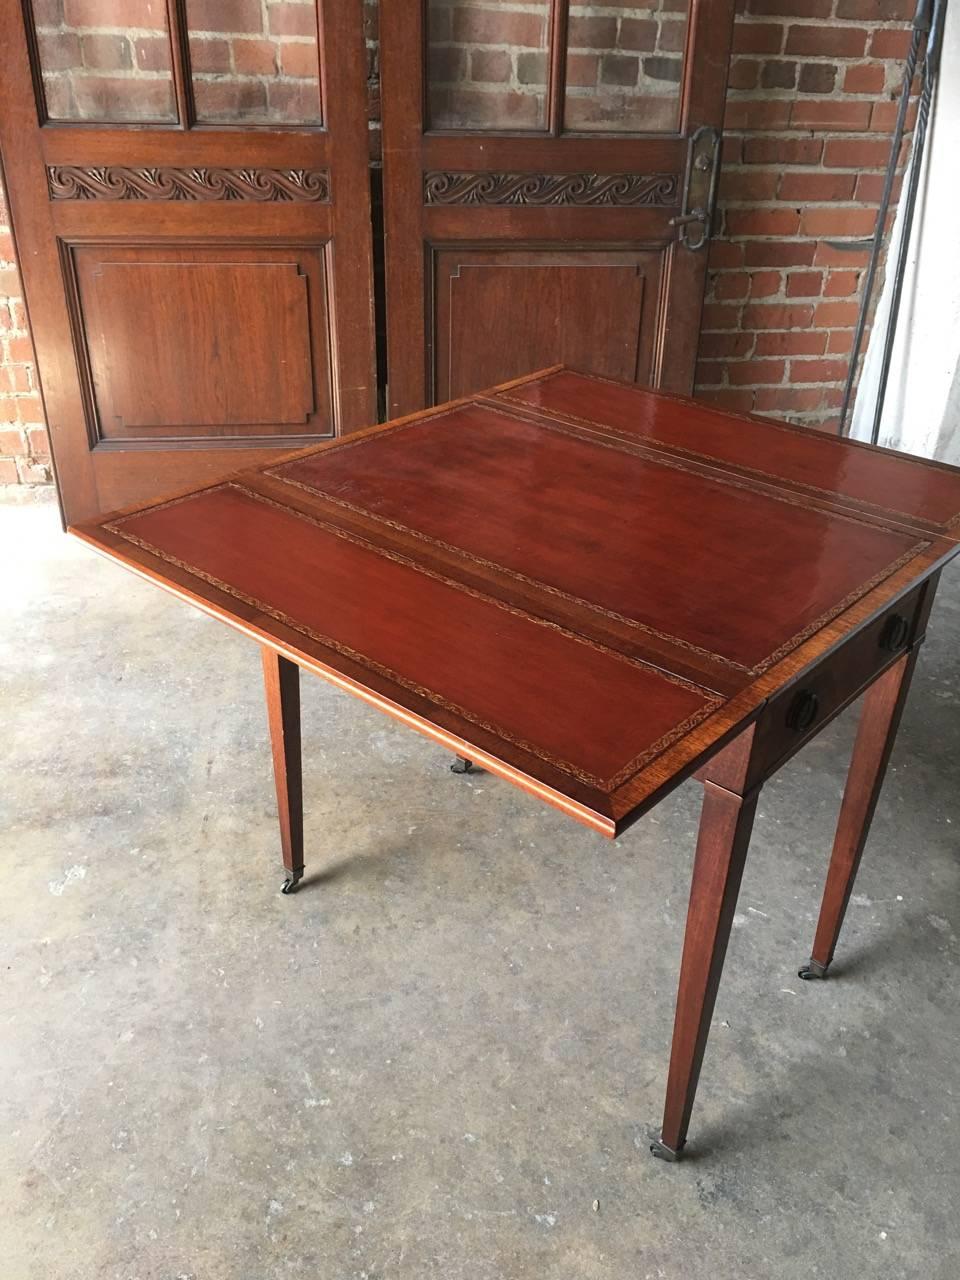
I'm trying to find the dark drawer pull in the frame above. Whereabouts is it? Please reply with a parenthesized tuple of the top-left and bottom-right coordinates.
(787, 689, 820, 732)
(879, 613, 909, 652)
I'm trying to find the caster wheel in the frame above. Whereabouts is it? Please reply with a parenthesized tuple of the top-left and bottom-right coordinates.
(649, 1137, 683, 1162)
(798, 960, 829, 980)
(451, 756, 476, 775)
(281, 875, 302, 895)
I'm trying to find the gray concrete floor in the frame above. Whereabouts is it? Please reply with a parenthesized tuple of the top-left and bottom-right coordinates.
(2, 497, 959, 1280)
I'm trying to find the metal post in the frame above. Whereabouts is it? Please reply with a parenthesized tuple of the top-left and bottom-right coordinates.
(836, 0, 939, 438)
(868, 0, 947, 445)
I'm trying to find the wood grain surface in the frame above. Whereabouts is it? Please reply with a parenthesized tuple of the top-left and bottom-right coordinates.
(71, 367, 960, 836)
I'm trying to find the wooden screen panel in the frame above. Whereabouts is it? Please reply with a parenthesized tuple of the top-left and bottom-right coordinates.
(381, 0, 737, 417)
(69, 243, 332, 445)
(432, 246, 662, 402)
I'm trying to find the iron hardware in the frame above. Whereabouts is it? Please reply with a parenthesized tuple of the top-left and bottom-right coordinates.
(670, 126, 721, 252)
(669, 212, 707, 228)
(880, 613, 910, 652)
(787, 689, 820, 732)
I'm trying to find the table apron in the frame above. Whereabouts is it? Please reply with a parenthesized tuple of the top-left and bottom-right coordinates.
(742, 576, 935, 791)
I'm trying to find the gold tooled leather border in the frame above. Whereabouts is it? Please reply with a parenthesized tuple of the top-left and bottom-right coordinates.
(266, 401, 930, 676)
(108, 483, 723, 793)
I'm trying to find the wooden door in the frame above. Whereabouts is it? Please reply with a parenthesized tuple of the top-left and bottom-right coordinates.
(0, 0, 376, 525)
(379, 0, 736, 416)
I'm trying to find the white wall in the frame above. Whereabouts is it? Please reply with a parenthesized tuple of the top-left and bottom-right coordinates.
(850, 0, 960, 464)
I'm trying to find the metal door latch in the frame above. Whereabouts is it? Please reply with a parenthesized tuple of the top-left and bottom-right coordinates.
(669, 126, 721, 252)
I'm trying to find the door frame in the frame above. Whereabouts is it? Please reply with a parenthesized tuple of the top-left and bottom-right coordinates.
(379, 0, 736, 417)
(0, 0, 376, 525)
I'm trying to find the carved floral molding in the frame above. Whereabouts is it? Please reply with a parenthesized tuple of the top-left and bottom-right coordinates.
(423, 170, 679, 207)
(47, 165, 330, 203)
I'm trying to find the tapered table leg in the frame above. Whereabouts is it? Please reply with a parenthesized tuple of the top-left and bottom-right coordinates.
(651, 724, 761, 1161)
(262, 647, 304, 895)
(799, 648, 920, 980)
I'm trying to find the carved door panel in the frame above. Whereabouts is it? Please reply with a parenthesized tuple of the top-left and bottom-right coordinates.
(380, 0, 736, 416)
(0, 0, 375, 524)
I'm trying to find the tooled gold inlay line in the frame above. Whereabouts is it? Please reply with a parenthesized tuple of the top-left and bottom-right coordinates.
(267, 400, 749, 673)
(510, 369, 960, 531)
(107, 483, 722, 794)
(113, 482, 710, 692)
(267, 471, 751, 675)
(267, 400, 930, 677)
(497, 390, 937, 529)
(491, 397, 926, 538)
(264, 404, 757, 675)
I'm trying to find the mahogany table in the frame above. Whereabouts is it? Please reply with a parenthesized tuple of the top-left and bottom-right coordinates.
(72, 367, 960, 1161)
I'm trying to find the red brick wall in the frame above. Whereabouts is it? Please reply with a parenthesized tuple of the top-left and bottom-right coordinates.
(0, 183, 51, 487)
(427, 1, 688, 132)
(0, 1, 913, 487)
(34, 0, 322, 123)
(694, 0, 913, 430)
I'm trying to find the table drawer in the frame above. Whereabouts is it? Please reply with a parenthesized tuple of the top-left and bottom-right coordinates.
(750, 582, 927, 782)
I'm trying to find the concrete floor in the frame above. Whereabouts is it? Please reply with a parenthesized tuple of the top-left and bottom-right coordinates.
(1, 496, 959, 1280)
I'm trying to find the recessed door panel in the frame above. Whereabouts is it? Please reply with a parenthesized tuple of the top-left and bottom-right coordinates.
(433, 246, 661, 401)
(2, 0, 375, 522)
(70, 245, 331, 442)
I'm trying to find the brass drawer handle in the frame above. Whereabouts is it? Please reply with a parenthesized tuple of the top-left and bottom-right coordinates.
(787, 689, 820, 732)
(879, 613, 909, 652)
